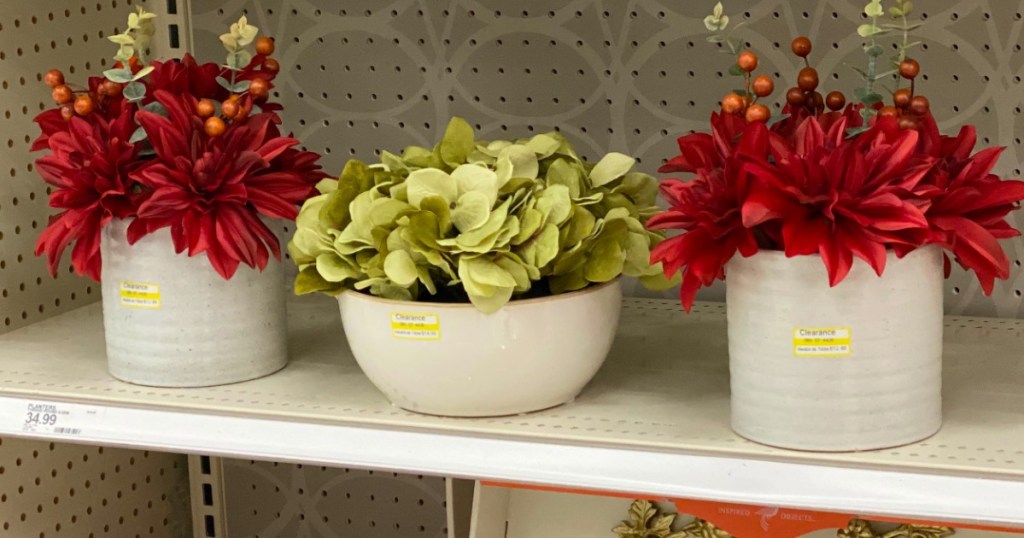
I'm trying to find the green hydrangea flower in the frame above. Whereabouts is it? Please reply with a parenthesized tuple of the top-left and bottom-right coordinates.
(289, 117, 675, 313)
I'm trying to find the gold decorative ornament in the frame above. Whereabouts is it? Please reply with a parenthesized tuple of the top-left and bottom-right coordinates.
(613, 500, 732, 538)
(840, 519, 955, 538)
(680, 517, 733, 538)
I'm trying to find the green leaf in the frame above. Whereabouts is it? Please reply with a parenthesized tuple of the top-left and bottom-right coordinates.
(128, 126, 148, 144)
(439, 117, 475, 167)
(864, 1, 884, 17)
(865, 44, 885, 57)
(226, 49, 252, 70)
(103, 68, 134, 84)
(123, 81, 146, 102)
(589, 152, 635, 187)
(857, 24, 880, 37)
(131, 66, 154, 81)
(108, 33, 135, 46)
(728, 63, 744, 76)
(860, 92, 883, 105)
(141, 101, 167, 115)
(888, 6, 904, 17)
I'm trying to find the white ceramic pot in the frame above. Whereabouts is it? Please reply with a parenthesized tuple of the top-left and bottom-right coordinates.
(100, 219, 288, 387)
(338, 280, 623, 417)
(726, 246, 944, 451)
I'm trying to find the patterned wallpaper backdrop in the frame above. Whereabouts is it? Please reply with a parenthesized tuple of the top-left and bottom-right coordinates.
(192, 0, 1024, 317)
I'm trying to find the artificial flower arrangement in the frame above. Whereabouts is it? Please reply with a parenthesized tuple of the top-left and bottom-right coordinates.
(32, 8, 326, 281)
(651, 1, 1024, 452)
(650, 1, 1024, 311)
(290, 117, 672, 313)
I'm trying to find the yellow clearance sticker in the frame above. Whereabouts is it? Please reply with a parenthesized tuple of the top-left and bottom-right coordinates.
(793, 327, 852, 357)
(391, 313, 441, 341)
(119, 281, 161, 309)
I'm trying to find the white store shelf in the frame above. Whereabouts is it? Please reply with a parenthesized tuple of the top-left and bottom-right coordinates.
(0, 296, 1022, 528)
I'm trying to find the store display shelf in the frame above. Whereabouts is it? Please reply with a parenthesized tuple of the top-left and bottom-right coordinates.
(0, 296, 1022, 527)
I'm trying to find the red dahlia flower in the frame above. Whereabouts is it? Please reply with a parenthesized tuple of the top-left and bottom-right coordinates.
(648, 115, 767, 310)
(914, 116, 1024, 293)
(743, 115, 935, 286)
(128, 90, 323, 279)
(651, 110, 1024, 311)
(33, 108, 144, 280)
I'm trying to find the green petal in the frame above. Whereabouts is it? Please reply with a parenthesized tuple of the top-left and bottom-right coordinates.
(407, 168, 457, 207)
(561, 206, 597, 247)
(455, 199, 510, 252)
(316, 253, 360, 282)
(495, 256, 531, 292)
(402, 145, 443, 169)
(461, 256, 517, 288)
(589, 152, 636, 187)
(613, 172, 659, 207)
(418, 195, 453, 236)
(525, 134, 561, 158)
(452, 163, 499, 207)
(496, 144, 539, 185)
(384, 250, 419, 286)
(514, 207, 544, 245)
(519, 223, 560, 269)
(583, 235, 626, 282)
(536, 184, 572, 226)
(451, 191, 492, 232)
(545, 158, 582, 198)
(295, 266, 339, 295)
(439, 117, 476, 167)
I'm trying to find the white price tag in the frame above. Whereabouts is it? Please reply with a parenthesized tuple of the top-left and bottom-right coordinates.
(20, 401, 106, 436)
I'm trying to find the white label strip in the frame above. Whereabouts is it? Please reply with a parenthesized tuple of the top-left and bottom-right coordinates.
(13, 399, 107, 437)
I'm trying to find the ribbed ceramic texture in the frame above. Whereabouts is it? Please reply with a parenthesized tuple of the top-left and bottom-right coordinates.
(726, 246, 945, 451)
(339, 281, 623, 416)
(99, 219, 289, 387)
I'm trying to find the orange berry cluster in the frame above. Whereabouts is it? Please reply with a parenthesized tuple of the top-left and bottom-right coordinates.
(720, 49, 774, 123)
(780, 37, 848, 115)
(201, 37, 277, 137)
(46, 69, 111, 120)
(880, 59, 930, 130)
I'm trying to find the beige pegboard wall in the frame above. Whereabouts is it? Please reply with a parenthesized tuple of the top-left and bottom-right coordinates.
(0, 437, 191, 537)
(191, 0, 1024, 318)
(0, 0, 143, 333)
(220, 459, 448, 537)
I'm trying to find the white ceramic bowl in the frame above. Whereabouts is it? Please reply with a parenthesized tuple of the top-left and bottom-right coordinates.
(338, 280, 623, 416)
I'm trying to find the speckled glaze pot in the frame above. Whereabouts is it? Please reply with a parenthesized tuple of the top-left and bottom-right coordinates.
(99, 219, 288, 387)
(338, 280, 623, 417)
(726, 246, 944, 452)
